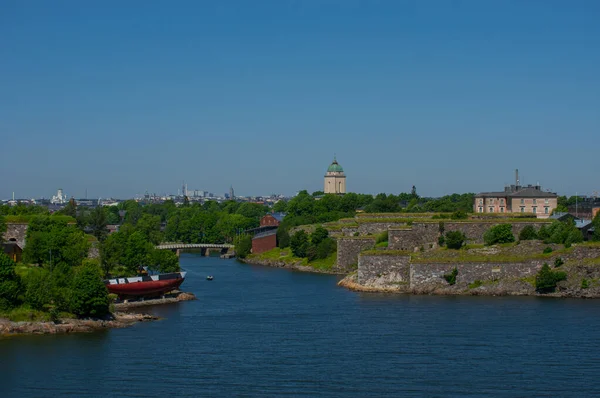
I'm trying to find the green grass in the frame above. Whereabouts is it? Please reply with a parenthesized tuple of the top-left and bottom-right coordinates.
(249, 248, 338, 271)
(375, 241, 388, 248)
(0, 306, 51, 322)
(468, 280, 483, 289)
(355, 218, 553, 225)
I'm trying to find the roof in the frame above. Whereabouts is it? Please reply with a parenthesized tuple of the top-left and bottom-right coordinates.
(476, 187, 557, 198)
(253, 230, 277, 239)
(3, 242, 23, 253)
(271, 212, 286, 222)
(575, 219, 593, 229)
(327, 157, 344, 173)
(550, 212, 579, 221)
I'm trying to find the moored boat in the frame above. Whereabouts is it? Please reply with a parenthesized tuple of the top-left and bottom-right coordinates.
(105, 272, 187, 298)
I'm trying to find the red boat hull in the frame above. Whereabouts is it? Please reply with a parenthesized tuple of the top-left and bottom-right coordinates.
(106, 276, 185, 298)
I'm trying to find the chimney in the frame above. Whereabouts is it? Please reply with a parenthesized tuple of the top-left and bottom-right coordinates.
(515, 169, 520, 187)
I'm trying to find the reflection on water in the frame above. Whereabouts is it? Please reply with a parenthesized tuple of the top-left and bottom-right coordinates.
(1, 253, 600, 397)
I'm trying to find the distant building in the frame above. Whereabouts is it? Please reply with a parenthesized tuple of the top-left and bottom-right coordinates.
(260, 212, 286, 227)
(324, 157, 346, 194)
(2, 242, 23, 263)
(51, 188, 66, 204)
(474, 170, 558, 218)
(230, 186, 235, 200)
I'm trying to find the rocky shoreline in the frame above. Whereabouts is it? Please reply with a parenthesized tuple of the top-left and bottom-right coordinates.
(241, 257, 345, 275)
(337, 273, 600, 298)
(0, 291, 197, 337)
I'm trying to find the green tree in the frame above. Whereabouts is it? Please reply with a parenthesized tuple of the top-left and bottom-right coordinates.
(484, 224, 515, 246)
(60, 198, 77, 217)
(518, 225, 538, 241)
(277, 227, 290, 249)
(234, 235, 253, 259)
(88, 206, 108, 242)
(0, 216, 5, 242)
(148, 249, 180, 273)
(310, 226, 329, 246)
(290, 230, 309, 258)
(592, 212, 600, 241)
(445, 231, 466, 249)
(535, 263, 567, 293)
(136, 214, 163, 244)
(70, 264, 110, 318)
(0, 254, 22, 311)
(272, 200, 288, 213)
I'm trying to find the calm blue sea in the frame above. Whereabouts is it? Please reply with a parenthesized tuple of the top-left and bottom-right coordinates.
(2, 253, 600, 397)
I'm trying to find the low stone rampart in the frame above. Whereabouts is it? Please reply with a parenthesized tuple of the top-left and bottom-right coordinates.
(336, 237, 376, 270)
(389, 221, 552, 251)
(4, 223, 28, 248)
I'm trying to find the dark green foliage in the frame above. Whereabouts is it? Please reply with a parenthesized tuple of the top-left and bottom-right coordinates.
(445, 231, 466, 250)
(438, 235, 446, 247)
(438, 222, 445, 234)
(0, 216, 6, 242)
(88, 206, 108, 241)
(518, 225, 538, 241)
(70, 264, 110, 318)
(535, 263, 567, 293)
(538, 220, 583, 245)
(311, 226, 330, 246)
(450, 211, 468, 220)
(290, 230, 309, 258)
(316, 238, 336, 259)
(375, 231, 389, 244)
(543, 247, 553, 254)
(444, 268, 458, 285)
(592, 212, 600, 242)
(23, 217, 90, 268)
(554, 257, 564, 268)
(484, 224, 515, 246)
(149, 249, 180, 273)
(234, 235, 252, 259)
(0, 254, 23, 311)
(277, 227, 290, 248)
(582, 279, 590, 289)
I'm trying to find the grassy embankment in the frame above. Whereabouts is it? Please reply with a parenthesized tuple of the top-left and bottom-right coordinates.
(248, 247, 337, 272)
(3, 215, 76, 223)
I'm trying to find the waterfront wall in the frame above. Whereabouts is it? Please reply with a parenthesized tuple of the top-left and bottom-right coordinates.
(356, 245, 600, 293)
(336, 237, 376, 270)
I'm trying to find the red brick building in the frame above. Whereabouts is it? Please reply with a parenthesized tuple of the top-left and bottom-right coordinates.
(260, 212, 286, 227)
(252, 231, 277, 254)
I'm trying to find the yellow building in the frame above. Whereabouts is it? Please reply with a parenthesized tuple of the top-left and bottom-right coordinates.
(324, 157, 346, 194)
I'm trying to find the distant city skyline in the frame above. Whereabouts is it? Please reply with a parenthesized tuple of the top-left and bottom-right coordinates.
(1, 2, 598, 199)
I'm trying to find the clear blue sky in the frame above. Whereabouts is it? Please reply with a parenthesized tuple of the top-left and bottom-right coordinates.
(1, 1, 599, 199)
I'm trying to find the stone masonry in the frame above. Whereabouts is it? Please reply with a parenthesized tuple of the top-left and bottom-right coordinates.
(336, 237, 376, 270)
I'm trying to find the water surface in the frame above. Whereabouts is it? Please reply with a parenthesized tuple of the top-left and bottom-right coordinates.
(2, 253, 600, 397)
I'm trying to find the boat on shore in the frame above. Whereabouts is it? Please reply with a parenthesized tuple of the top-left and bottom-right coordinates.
(104, 272, 187, 299)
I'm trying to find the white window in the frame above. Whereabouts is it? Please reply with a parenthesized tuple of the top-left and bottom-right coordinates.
(479, 199, 483, 205)
(532, 206, 537, 213)
(500, 199, 505, 205)
(520, 199, 525, 205)
(500, 207, 505, 213)
(478, 207, 483, 213)
(545, 199, 549, 204)
(489, 207, 494, 213)
(533, 199, 537, 205)
(521, 207, 525, 213)
(490, 199, 494, 205)
(545, 207, 549, 214)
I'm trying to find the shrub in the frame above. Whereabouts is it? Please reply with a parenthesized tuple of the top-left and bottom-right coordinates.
(535, 263, 567, 293)
(518, 225, 538, 241)
(443, 268, 458, 285)
(234, 235, 252, 259)
(316, 237, 336, 259)
(582, 279, 590, 289)
(70, 264, 110, 318)
(450, 211, 468, 220)
(438, 235, 446, 247)
(277, 228, 290, 249)
(543, 247, 553, 254)
(438, 222, 445, 234)
(540, 220, 583, 245)
(376, 231, 389, 244)
(310, 227, 329, 246)
(290, 230, 309, 258)
(484, 224, 515, 246)
(353, 232, 360, 237)
(0, 254, 23, 311)
(445, 231, 466, 250)
(554, 257, 564, 268)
